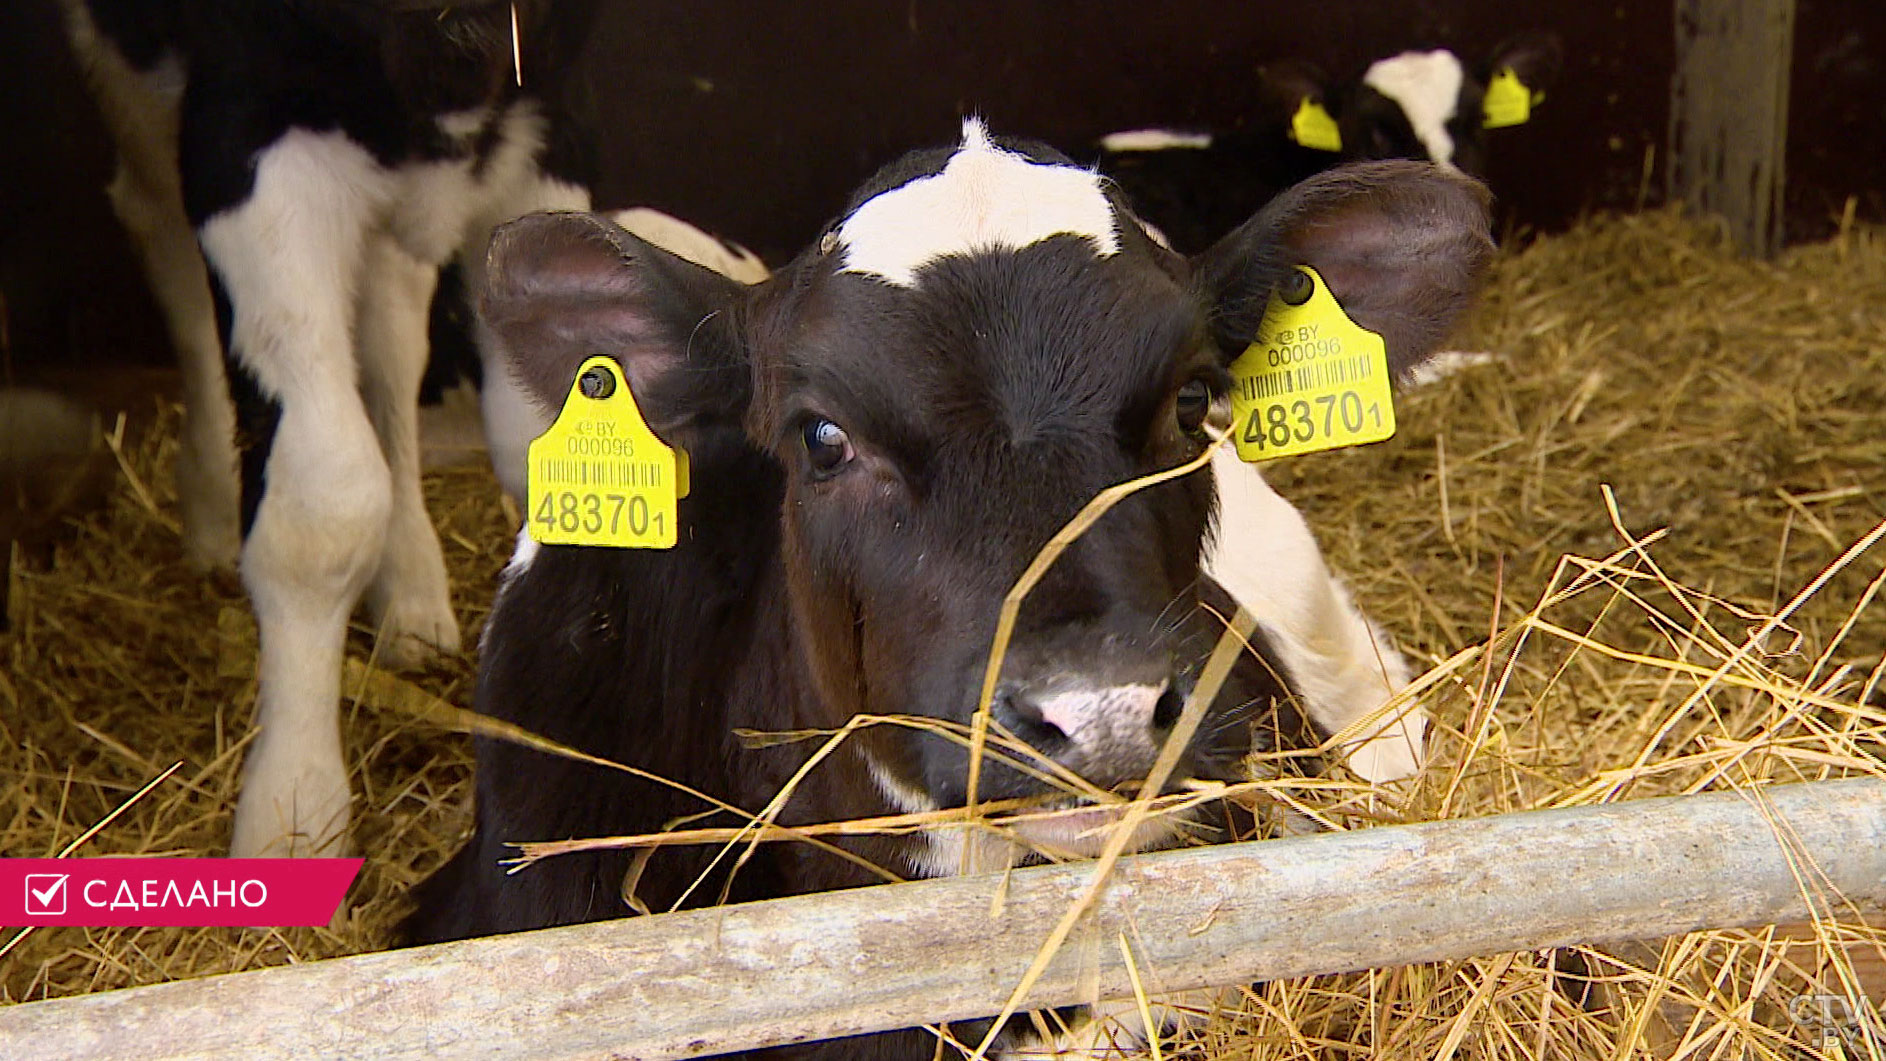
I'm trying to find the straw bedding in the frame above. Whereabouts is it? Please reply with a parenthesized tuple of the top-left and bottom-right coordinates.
(2, 206, 1882, 1058)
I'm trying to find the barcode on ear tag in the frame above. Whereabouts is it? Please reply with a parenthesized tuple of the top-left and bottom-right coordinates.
(525, 355, 682, 548)
(1228, 266, 1396, 462)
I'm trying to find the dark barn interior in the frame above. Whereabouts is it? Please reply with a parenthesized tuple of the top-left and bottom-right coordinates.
(3, 0, 1881, 380)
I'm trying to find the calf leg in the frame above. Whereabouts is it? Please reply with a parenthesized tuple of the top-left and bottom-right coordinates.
(355, 234, 459, 668)
(196, 130, 392, 857)
(113, 166, 243, 573)
(66, 30, 240, 571)
(1203, 446, 1425, 783)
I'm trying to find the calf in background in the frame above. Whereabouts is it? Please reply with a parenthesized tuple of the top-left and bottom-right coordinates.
(1097, 34, 1561, 254)
(408, 121, 1491, 1058)
(59, 0, 598, 856)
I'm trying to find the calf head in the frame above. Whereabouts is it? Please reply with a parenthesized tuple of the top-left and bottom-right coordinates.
(1264, 33, 1563, 173)
(479, 121, 1489, 848)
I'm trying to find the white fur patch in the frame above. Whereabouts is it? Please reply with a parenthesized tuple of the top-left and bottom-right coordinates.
(610, 207, 769, 285)
(504, 523, 542, 577)
(866, 755, 1135, 876)
(1406, 349, 1498, 388)
(1200, 446, 1425, 783)
(479, 360, 543, 502)
(479, 526, 542, 657)
(1363, 50, 1466, 169)
(838, 117, 1119, 287)
(356, 233, 460, 669)
(1099, 128, 1213, 153)
(1001, 803, 1183, 862)
(866, 756, 977, 877)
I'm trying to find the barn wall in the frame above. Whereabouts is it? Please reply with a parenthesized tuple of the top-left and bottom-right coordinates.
(0, 0, 170, 377)
(580, 0, 1674, 261)
(1, 0, 1880, 374)
(1789, 0, 1886, 238)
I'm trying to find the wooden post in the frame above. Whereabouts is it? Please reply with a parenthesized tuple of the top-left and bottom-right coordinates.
(2, 779, 1883, 1060)
(1670, 0, 1796, 256)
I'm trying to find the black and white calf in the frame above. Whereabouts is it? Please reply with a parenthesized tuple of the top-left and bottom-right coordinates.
(59, 0, 599, 856)
(408, 122, 1490, 1057)
(1097, 35, 1562, 254)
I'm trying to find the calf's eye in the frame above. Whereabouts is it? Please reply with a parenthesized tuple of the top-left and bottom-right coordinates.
(802, 417, 855, 474)
(1175, 379, 1212, 434)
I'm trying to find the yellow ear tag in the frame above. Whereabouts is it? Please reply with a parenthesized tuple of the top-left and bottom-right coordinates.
(1289, 99, 1343, 152)
(526, 355, 683, 548)
(1482, 67, 1541, 128)
(1229, 266, 1395, 462)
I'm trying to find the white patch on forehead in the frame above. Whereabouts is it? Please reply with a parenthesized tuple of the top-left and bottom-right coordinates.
(838, 117, 1120, 287)
(1363, 49, 1466, 169)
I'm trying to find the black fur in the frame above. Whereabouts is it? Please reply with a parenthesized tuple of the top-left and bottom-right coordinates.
(208, 275, 276, 537)
(82, 0, 179, 70)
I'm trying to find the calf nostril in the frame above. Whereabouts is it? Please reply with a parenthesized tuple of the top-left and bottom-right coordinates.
(992, 686, 1069, 746)
(1152, 684, 1186, 730)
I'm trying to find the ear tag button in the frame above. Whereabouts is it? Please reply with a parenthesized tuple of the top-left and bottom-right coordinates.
(1482, 67, 1541, 128)
(526, 355, 682, 548)
(1229, 265, 1396, 462)
(1289, 99, 1343, 152)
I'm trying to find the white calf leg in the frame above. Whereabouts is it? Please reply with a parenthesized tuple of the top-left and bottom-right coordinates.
(231, 400, 390, 857)
(70, 35, 240, 571)
(1202, 446, 1426, 782)
(475, 351, 544, 504)
(199, 131, 391, 857)
(355, 234, 459, 669)
(108, 164, 243, 572)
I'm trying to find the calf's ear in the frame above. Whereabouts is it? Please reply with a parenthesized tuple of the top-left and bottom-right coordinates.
(1194, 161, 1494, 380)
(1487, 32, 1563, 96)
(1257, 59, 1334, 121)
(478, 210, 751, 438)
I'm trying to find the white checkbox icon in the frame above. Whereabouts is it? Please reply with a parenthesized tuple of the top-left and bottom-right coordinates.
(24, 874, 68, 917)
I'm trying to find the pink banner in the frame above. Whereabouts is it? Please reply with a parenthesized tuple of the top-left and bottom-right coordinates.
(0, 859, 362, 927)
